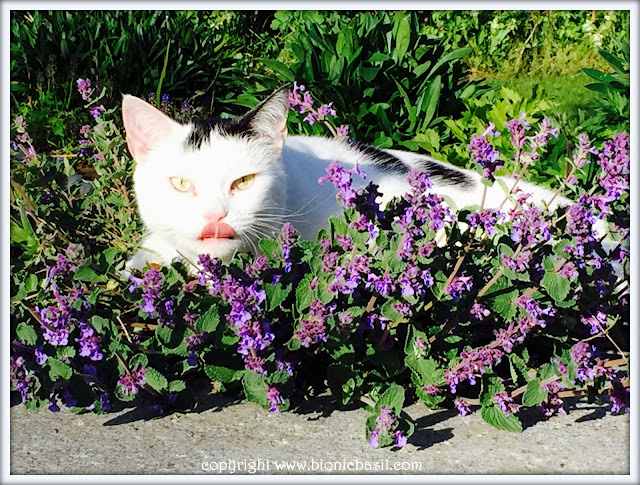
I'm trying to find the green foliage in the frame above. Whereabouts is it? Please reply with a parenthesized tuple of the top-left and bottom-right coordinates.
(423, 11, 630, 78)
(269, 11, 474, 148)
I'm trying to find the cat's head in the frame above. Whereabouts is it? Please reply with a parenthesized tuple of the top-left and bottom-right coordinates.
(122, 87, 290, 266)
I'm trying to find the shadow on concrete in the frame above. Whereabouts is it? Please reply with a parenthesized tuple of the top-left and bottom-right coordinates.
(408, 408, 458, 449)
(290, 394, 361, 421)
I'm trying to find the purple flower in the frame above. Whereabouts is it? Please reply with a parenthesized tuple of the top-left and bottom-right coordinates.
(267, 386, 285, 412)
(514, 295, 555, 327)
(10, 356, 32, 403)
(75, 322, 103, 361)
(185, 331, 209, 365)
(493, 322, 523, 353)
(597, 132, 629, 200)
(276, 222, 297, 272)
(303, 112, 318, 125)
(572, 133, 598, 169)
(581, 311, 607, 335)
(376, 406, 395, 432)
(366, 271, 396, 297)
(117, 366, 147, 396)
(445, 273, 473, 302)
(423, 385, 441, 395)
(609, 378, 629, 414)
(570, 342, 612, 382)
(318, 160, 366, 209)
(317, 102, 336, 118)
(76, 78, 93, 101)
(131, 268, 164, 317)
(470, 302, 490, 320)
(295, 299, 330, 347)
(34, 346, 48, 365)
(540, 381, 566, 417)
(368, 428, 380, 448)
(468, 209, 504, 236)
(493, 391, 520, 417)
(336, 125, 350, 137)
(455, 398, 470, 416)
(467, 122, 503, 181)
(510, 206, 550, 247)
(90, 105, 105, 119)
(394, 430, 408, 448)
(505, 113, 530, 153)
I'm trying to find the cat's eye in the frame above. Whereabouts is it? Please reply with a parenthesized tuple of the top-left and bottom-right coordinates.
(170, 177, 193, 192)
(232, 174, 256, 191)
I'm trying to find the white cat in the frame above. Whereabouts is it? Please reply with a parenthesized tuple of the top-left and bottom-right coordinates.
(122, 87, 569, 272)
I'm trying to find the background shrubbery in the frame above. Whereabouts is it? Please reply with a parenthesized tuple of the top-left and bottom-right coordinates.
(9, 10, 630, 448)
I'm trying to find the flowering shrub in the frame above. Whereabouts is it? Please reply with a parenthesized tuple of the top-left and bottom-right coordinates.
(10, 81, 629, 448)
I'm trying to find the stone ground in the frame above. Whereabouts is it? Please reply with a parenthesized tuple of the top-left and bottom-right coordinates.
(8, 388, 632, 479)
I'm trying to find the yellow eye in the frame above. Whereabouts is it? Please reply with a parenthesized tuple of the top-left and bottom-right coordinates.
(232, 174, 256, 191)
(170, 177, 193, 192)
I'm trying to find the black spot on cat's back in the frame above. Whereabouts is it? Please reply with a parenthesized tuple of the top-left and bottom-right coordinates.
(347, 138, 475, 188)
(347, 139, 407, 172)
(420, 158, 475, 188)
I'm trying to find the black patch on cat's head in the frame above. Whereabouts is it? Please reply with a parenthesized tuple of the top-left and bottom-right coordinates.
(184, 86, 291, 151)
(420, 158, 475, 188)
(185, 118, 221, 150)
(347, 139, 408, 173)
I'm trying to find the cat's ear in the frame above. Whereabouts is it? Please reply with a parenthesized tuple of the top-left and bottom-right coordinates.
(242, 86, 290, 150)
(121, 95, 181, 163)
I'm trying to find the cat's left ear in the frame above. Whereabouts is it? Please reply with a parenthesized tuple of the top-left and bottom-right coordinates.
(243, 86, 290, 150)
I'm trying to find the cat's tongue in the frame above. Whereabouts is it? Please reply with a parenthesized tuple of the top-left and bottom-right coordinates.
(199, 222, 235, 240)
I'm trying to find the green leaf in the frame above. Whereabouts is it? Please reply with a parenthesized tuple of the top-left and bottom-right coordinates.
(394, 15, 411, 61)
(489, 282, 519, 321)
(419, 75, 442, 130)
(56, 346, 76, 360)
(541, 257, 571, 303)
(598, 49, 626, 75)
(377, 383, 405, 415)
(90, 315, 112, 334)
(426, 46, 472, 79)
(242, 372, 268, 408)
(256, 58, 295, 81)
(195, 305, 220, 333)
(265, 282, 291, 312)
(74, 264, 107, 283)
(145, 367, 168, 391)
(521, 378, 548, 407)
(380, 300, 405, 322)
(128, 353, 148, 371)
(480, 375, 506, 407)
(581, 67, 616, 84)
(481, 405, 523, 432)
(295, 275, 314, 312)
(48, 358, 73, 380)
(508, 353, 528, 386)
(538, 362, 557, 380)
(329, 216, 349, 238)
(259, 238, 281, 264)
(204, 365, 244, 383)
(168, 380, 186, 393)
(16, 322, 37, 345)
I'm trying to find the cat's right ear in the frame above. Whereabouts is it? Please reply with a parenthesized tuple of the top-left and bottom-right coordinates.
(122, 95, 180, 163)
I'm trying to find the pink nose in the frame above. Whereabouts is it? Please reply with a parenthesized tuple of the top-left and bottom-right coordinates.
(204, 210, 227, 222)
(200, 211, 235, 240)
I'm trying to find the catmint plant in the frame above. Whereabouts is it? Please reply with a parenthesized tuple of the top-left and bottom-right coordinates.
(10, 81, 630, 449)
